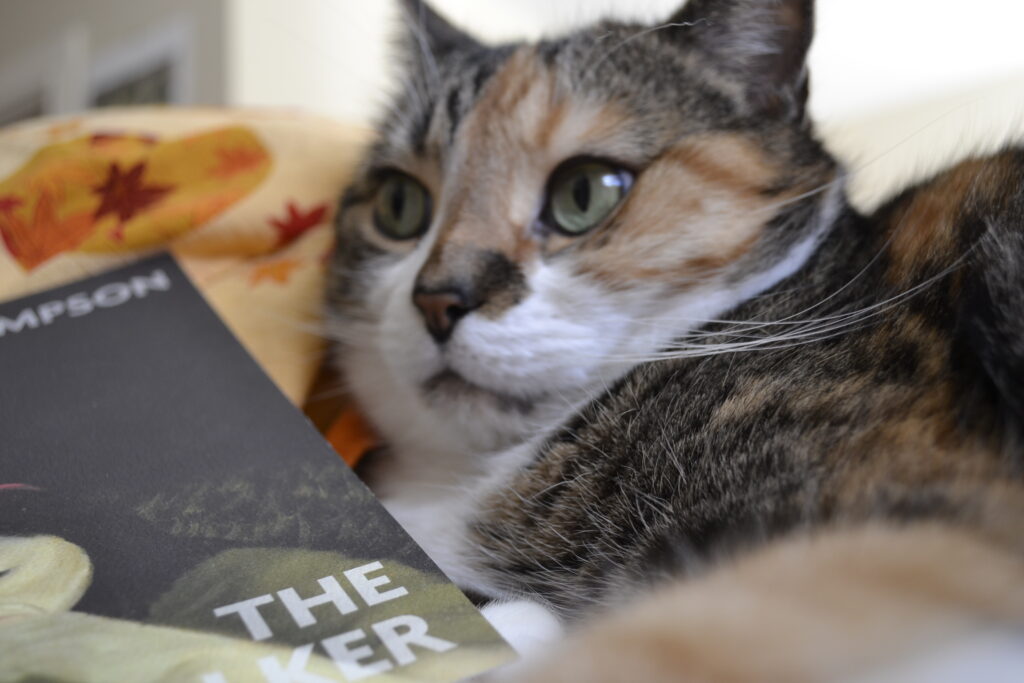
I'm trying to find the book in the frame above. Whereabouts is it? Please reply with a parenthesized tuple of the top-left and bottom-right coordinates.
(0, 254, 514, 682)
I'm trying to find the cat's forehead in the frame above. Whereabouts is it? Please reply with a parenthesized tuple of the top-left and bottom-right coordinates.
(374, 24, 744, 171)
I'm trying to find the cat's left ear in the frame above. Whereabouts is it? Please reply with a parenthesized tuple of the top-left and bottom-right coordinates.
(669, 0, 814, 119)
(398, 0, 481, 71)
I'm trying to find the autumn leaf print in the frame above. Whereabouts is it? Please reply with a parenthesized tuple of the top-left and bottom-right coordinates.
(269, 201, 329, 246)
(93, 162, 173, 241)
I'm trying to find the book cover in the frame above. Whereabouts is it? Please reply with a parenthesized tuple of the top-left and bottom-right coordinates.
(0, 254, 514, 682)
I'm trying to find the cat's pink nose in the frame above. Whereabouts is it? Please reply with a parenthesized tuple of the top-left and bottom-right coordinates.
(413, 289, 473, 343)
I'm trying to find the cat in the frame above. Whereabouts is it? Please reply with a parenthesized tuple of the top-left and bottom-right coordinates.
(328, 0, 1024, 679)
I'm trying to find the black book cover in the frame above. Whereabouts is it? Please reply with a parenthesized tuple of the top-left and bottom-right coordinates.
(0, 254, 512, 682)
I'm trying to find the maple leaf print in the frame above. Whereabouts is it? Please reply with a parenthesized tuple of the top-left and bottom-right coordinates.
(0, 195, 23, 215)
(0, 189, 94, 268)
(269, 201, 328, 246)
(213, 146, 267, 178)
(93, 162, 173, 240)
(250, 258, 301, 286)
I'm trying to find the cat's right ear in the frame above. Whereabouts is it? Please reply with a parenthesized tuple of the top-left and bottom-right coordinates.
(397, 0, 481, 74)
(667, 0, 815, 119)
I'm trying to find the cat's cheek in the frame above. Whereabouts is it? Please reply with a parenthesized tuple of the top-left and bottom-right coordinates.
(379, 314, 439, 385)
(450, 317, 606, 395)
(376, 262, 445, 384)
(341, 346, 423, 443)
(445, 266, 634, 396)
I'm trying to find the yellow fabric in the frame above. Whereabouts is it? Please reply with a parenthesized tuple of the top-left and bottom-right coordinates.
(0, 536, 514, 683)
(0, 108, 370, 404)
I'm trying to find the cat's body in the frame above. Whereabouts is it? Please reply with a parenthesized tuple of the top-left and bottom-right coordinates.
(329, 0, 1024, 678)
(464, 151, 1024, 615)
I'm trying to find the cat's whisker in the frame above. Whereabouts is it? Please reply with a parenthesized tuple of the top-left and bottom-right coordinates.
(596, 183, 934, 346)
(585, 254, 972, 365)
(583, 19, 711, 80)
(252, 312, 333, 339)
(305, 382, 358, 403)
(235, 307, 385, 356)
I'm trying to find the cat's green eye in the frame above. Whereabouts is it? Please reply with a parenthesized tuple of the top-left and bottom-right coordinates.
(545, 160, 633, 236)
(374, 173, 432, 240)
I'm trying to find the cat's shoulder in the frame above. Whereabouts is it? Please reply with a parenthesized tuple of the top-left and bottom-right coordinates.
(865, 146, 1024, 289)
(868, 146, 1024, 432)
(872, 146, 1024, 229)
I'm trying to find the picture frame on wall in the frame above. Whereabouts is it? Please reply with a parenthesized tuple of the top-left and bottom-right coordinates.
(0, 93, 45, 128)
(88, 17, 194, 109)
(0, 16, 194, 127)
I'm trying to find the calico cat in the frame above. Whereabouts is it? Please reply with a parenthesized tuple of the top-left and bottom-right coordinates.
(328, 0, 1024, 679)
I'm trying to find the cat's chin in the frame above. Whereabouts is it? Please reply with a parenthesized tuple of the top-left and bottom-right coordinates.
(421, 369, 540, 416)
(412, 367, 580, 453)
(341, 342, 569, 461)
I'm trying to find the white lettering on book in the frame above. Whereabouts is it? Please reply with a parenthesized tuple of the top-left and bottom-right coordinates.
(205, 562, 461, 682)
(343, 562, 409, 607)
(0, 308, 39, 336)
(278, 576, 360, 627)
(213, 595, 276, 641)
(37, 300, 64, 325)
(0, 268, 172, 339)
(372, 615, 456, 666)
(321, 630, 392, 681)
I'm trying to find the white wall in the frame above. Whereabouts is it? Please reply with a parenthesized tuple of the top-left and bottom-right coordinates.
(226, 0, 393, 124)
(810, 0, 1024, 207)
(225, 0, 1024, 129)
(222, 0, 696, 123)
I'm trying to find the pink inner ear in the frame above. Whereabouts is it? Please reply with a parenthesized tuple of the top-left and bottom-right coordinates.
(0, 484, 41, 492)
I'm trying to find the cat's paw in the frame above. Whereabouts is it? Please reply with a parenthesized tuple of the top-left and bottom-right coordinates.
(481, 599, 563, 656)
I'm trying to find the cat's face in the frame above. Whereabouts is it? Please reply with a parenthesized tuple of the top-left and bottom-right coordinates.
(330, 0, 838, 457)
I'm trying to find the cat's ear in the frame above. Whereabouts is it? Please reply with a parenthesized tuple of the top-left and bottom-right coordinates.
(669, 0, 814, 119)
(398, 0, 481, 71)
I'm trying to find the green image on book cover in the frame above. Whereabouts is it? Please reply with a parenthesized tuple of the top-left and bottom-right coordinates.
(0, 254, 514, 682)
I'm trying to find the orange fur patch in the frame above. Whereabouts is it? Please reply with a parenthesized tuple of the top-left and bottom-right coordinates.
(885, 156, 1015, 286)
(515, 524, 1024, 683)
(572, 134, 815, 289)
(415, 48, 634, 292)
